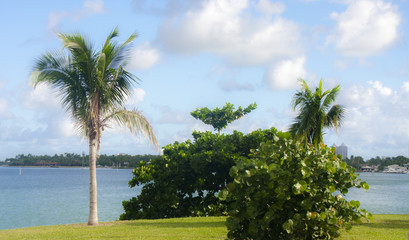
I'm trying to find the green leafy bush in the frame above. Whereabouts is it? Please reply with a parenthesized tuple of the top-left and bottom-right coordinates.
(219, 132, 371, 240)
(120, 128, 278, 220)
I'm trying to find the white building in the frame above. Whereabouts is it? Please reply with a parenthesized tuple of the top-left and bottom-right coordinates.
(384, 164, 408, 174)
(335, 143, 348, 160)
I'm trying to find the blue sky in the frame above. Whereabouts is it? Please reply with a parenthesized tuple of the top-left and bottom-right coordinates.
(1, 0, 409, 160)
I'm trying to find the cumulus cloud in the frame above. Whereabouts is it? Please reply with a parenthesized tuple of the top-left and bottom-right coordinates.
(128, 42, 160, 70)
(255, 0, 285, 16)
(59, 118, 78, 137)
(334, 81, 409, 157)
(126, 88, 146, 107)
(46, 0, 105, 33)
(157, 0, 302, 66)
(23, 84, 60, 109)
(327, 0, 401, 57)
(264, 56, 307, 90)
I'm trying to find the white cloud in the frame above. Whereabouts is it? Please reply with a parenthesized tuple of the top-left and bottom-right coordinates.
(370, 81, 393, 97)
(0, 99, 7, 113)
(128, 42, 160, 70)
(46, 0, 105, 33)
(46, 12, 69, 33)
(82, 0, 105, 14)
(126, 88, 146, 107)
(255, 0, 285, 16)
(24, 84, 60, 109)
(157, 0, 302, 66)
(401, 82, 409, 93)
(60, 118, 78, 137)
(327, 0, 401, 57)
(0, 98, 13, 119)
(265, 56, 307, 90)
(333, 81, 409, 157)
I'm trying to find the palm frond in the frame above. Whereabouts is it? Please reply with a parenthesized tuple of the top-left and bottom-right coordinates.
(324, 105, 345, 131)
(102, 108, 160, 151)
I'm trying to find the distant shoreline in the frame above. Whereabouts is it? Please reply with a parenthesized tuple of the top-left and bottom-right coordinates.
(0, 165, 133, 169)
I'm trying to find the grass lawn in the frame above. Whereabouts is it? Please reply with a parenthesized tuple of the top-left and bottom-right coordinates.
(338, 214, 409, 240)
(0, 215, 408, 239)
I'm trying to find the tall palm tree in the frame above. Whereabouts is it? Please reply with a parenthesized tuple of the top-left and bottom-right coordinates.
(289, 78, 345, 148)
(30, 28, 159, 226)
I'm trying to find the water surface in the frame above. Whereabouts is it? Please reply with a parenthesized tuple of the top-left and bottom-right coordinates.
(0, 167, 140, 230)
(345, 172, 409, 214)
(1, 168, 408, 230)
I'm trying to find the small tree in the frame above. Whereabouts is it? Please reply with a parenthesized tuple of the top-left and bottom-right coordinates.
(219, 132, 371, 239)
(191, 102, 257, 135)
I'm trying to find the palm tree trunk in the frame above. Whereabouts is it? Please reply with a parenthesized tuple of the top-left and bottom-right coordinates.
(88, 134, 98, 225)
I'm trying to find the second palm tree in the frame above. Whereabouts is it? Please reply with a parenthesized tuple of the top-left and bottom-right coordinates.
(289, 79, 345, 148)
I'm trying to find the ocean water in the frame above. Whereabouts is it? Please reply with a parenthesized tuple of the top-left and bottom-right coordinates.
(344, 172, 409, 214)
(0, 167, 140, 230)
(0, 168, 408, 230)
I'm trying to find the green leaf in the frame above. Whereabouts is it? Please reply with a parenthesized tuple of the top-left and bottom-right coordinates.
(218, 189, 229, 201)
(293, 182, 302, 195)
(283, 219, 294, 233)
(320, 212, 326, 220)
(328, 185, 336, 193)
(349, 200, 361, 208)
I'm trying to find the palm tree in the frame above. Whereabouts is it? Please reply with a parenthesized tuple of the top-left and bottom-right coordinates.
(30, 28, 159, 226)
(289, 78, 345, 148)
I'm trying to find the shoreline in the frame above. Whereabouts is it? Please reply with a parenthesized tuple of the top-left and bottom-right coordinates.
(0, 165, 133, 169)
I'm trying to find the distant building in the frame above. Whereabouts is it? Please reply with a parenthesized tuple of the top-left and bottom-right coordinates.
(360, 165, 378, 172)
(384, 164, 408, 174)
(335, 143, 348, 160)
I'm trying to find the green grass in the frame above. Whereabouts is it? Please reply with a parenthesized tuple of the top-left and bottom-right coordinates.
(0, 217, 227, 240)
(338, 214, 409, 240)
(0, 215, 408, 240)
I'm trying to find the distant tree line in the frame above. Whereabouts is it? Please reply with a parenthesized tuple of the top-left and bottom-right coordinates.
(344, 155, 409, 171)
(3, 153, 159, 168)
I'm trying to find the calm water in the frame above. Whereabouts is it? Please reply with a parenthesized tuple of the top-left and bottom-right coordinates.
(0, 167, 141, 230)
(344, 172, 409, 214)
(0, 169, 409, 230)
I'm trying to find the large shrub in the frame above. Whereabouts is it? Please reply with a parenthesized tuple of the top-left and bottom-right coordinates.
(120, 128, 278, 220)
(219, 132, 371, 240)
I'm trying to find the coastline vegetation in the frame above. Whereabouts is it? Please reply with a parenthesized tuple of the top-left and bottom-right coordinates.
(2, 153, 158, 168)
(345, 155, 409, 171)
(0, 215, 408, 240)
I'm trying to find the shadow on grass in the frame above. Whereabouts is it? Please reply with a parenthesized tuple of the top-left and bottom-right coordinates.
(357, 219, 409, 230)
(122, 220, 226, 229)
